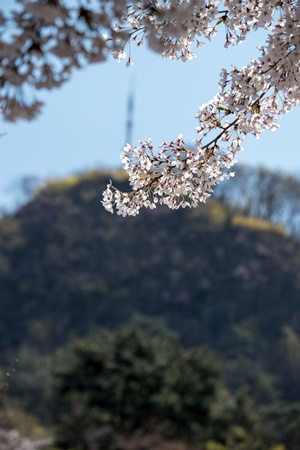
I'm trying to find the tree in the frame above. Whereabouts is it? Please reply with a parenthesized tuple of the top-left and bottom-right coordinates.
(51, 323, 220, 449)
(1, 1, 299, 215)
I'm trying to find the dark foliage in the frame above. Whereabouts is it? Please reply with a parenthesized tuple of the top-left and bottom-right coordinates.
(1, 168, 300, 449)
(51, 324, 219, 449)
(0, 170, 299, 364)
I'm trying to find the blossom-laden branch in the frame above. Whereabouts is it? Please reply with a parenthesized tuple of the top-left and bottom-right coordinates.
(0, 1, 299, 215)
(102, 0, 300, 216)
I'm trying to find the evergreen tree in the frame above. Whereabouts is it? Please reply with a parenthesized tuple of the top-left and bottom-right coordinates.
(51, 324, 219, 449)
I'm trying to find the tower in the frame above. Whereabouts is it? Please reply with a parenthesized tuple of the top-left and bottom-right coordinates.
(125, 77, 135, 145)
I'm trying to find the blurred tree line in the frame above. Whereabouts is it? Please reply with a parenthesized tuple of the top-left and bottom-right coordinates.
(214, 165, 300, 238)
(3, 319, 300, 450)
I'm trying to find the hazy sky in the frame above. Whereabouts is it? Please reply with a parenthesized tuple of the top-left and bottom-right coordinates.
(1, 27, 299, 211)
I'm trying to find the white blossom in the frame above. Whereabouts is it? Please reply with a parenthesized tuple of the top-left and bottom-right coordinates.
(101, 0, 299, 216)
(0, 1, 299, 216)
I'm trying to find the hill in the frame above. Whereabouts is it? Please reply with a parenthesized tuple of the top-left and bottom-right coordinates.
(1, 169, 300, 400)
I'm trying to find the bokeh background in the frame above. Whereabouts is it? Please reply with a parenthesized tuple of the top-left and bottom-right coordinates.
(1, 9, 300, 450)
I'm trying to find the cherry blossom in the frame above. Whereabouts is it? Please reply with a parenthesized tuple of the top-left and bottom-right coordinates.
(101, 1, 300, 216)
(0, 1, 299, 216)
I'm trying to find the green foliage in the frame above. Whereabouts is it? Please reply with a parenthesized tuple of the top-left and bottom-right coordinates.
(260, 402, 300, 450)
(1, 168, 300, 448)
(49, 323, 300, 450)
(51, 323, 219, 449)
(0, 170, 300, 365)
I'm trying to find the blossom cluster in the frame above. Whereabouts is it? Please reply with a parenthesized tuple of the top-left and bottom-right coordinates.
(0, 1, 299, 215)
(102, 1, 300, 216)
(102, 134, 236, 216)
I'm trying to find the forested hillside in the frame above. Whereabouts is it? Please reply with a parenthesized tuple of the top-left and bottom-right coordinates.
(1, 169, 300, 448)
(1, 169, 300, 358)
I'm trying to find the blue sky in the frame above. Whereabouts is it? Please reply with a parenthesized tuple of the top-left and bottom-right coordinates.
(0, 28, 299, 211)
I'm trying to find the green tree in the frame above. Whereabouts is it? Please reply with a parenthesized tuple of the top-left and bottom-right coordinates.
(51, 324, 220, 449)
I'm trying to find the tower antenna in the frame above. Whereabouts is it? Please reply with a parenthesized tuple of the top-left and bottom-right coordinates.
(125, 76, 135, 145)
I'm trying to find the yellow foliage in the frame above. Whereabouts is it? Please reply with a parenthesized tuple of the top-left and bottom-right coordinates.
(46, 175, 80, 189)
(39, 169, 128, 193)
(232, 215, 286, 235)
(207, 200, 228, 224)
(205, 441, 227, 450)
